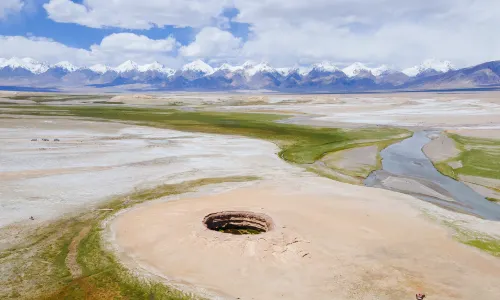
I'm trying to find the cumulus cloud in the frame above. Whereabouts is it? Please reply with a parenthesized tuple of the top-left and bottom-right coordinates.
(0, 35, 89, 63)
(90, 33, 177, 61)
(0, 33, 182, 67)
(179, 27, 242, 60)
(44, 0, 229, 29)
(0, 0, 24, 19)
(233, 0, 500, 67)
(11, 0, 500, 67)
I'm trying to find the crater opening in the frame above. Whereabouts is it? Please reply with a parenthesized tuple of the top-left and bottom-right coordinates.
(203, 211, 273, 235)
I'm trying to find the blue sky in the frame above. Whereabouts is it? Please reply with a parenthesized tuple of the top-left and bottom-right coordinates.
(0, 1, 248, 50)
(0, 0, 498, 68)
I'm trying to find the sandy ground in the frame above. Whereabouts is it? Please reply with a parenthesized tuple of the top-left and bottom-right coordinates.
(0, 116, 302, 228)
(321, 145, 378, 175)
(449, 129, 500, 139)
(464, 181, 500, 200)
(367, 171, 454, 203)
(108, 178, 500, 300)
(422, 134, 460, 162)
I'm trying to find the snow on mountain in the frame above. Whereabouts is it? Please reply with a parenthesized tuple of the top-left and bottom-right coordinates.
(276, 67, 291, 76)
(0, 57, 480, 91)
(89, 64, 112, 74)
(297, 66, 312, 76)
(181, 59, 214, 75)
(403, 59, 454, 77)
(138, 61, 175, 76)
(53, 61, 79, 72)
(311, 61, 341, 73)
(241, 61, 256, 69)
(115, 60, 139, 73)
(0, 57, 50, 74)
(246, 62, 276, 76)
(371, 65, 392, 76)
(342, 62, 372, 77)
(216, 63, 242, 73)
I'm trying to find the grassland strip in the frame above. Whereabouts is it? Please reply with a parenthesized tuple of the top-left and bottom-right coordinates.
(1, 105, 411, 174)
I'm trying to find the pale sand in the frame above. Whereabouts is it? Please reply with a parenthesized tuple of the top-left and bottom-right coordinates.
(321, 145, 378, 175)
(109, 178, 500, 300)
(449, 129, 500, 139)
(464, 182, 500, 201)
(459, 175, 500, 191)
(422, 133, 460, 162)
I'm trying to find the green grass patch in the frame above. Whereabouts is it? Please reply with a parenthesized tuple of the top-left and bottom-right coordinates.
(486, 197, 499, 202)
(444, 133, 500, 180)
(92, 101, 124, 105)
(443, 220, 500, 258)
(1, 105, 410, 168)
(464, 238, 500, 257)
(4, 94, 111, 103)
(433, 161, 458, 180)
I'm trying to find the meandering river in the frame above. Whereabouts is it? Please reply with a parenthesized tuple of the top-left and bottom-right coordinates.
(365, 131, 500, 220)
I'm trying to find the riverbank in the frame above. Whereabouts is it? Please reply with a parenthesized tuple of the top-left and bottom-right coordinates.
(423, 130, 500, 203)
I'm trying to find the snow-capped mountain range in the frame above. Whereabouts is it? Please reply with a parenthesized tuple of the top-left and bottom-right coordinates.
(0, 57, 499, 91)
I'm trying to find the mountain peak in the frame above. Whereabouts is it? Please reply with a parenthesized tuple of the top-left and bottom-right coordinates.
(140, 62, 175, 76)
(312, 61, 341, 73)
(0, 57, 50, 74)
(246, 61, 275, 76)
(115, 60, 139, 73)
(89, 64, 112, 74)
(276, 67, 292, 76)
(138, 61, 163, 71)
(53, 61, 79, 72)
(181, 59, 214, 74)
(242, 61, 257, 69)
(216, 63, 241, 72)
(343, 62, 371, 77)
(403, 59, 454, 77)
(371, 65, 392, 76)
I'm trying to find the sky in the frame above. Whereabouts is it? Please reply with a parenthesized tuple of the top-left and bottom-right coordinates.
(0, 0, 498, 69)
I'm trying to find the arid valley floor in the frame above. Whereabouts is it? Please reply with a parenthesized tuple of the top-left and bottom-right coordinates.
(1, 91, 500, 299)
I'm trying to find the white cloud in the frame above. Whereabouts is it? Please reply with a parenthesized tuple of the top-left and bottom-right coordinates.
(91, 33, 177, 57)
(179, 27, 242, 60)
(44, 0, 229, 29)
(0, 0, 23, 19)
(89, 33, 181, 66)
(6, 0, 500, 68)
(0, 35, 88, 63)
(0, 33, 182, 67)
(233, 0, 500, 67)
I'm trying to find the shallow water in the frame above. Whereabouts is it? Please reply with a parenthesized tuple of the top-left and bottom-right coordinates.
(365, 131, 500, 220)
